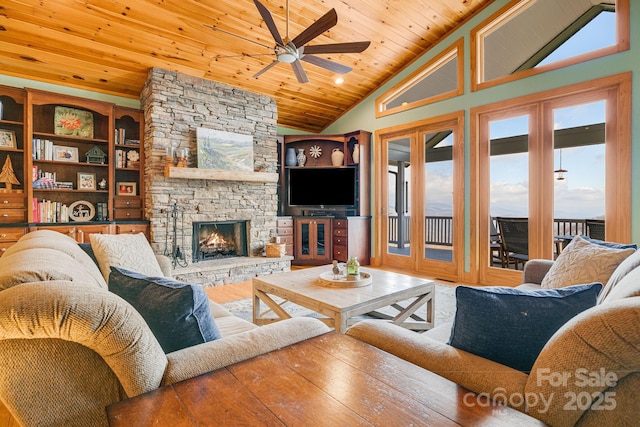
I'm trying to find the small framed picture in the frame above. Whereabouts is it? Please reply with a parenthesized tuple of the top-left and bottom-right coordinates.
(117, 182, 136, 196)
(77, 172, 96, 190)
(0, 129, 16, 148)
(53, 145, 79, 162)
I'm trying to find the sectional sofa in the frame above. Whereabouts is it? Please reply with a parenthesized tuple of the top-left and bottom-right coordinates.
(347, 235, 640, 427)
(0, 230, 330, 426)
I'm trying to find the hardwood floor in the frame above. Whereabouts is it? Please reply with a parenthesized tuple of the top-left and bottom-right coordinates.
(205, 280, 252, 303)
(0, 404, 17, 427)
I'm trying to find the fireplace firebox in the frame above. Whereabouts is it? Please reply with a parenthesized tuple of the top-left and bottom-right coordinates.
(192, 220, 249, 262)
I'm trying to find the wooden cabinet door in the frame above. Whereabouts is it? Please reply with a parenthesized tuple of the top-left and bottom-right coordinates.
(34, 224, 111, 243)
(0, 226, 27, 256)
(116, 223, 148, 237)
(294, 217, 331, 265)
(75, 224, 111, 243)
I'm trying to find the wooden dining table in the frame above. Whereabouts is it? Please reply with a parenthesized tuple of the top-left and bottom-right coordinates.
(107, 332, 546, 426)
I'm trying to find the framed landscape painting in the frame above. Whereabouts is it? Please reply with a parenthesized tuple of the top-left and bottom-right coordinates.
(196, 128, 253, 171)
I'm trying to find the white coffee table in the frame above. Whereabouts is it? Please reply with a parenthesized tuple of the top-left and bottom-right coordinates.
(252, 266, 435, 333)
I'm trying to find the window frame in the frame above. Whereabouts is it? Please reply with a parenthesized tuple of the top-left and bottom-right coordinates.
(470, 0, 629, 92)
(376, 39, 464, 118)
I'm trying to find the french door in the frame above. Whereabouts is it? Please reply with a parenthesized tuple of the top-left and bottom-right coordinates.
(472, 74, 631, 286)
(377, 112, 464, 282)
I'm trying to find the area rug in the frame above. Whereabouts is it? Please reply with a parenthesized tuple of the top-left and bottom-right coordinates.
(222, 283, 458, 328)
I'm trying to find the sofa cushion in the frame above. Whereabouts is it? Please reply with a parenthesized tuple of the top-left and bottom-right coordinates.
(109, 267, 221, 353)
(90, 233, 163, 281)
(448, 283, 602, 372)
(3, 233, 107, 289)
(0, 248, 106, 291)
(601, 266, 640, 302)
(599, 249, 640, 303)
(541, 235, 634, 289)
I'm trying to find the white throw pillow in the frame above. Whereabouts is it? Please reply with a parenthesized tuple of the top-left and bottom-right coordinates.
(90, 233, 163, 281)
(541, 235, 635, 289)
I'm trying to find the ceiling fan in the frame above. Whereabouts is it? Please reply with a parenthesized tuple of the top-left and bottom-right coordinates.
(206, 0, 371, 83)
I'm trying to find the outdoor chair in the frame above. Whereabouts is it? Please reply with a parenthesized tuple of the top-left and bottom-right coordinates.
(489, 217, 505, 267)
(585, 219, 605, 241)
(496, 217, 529, 270)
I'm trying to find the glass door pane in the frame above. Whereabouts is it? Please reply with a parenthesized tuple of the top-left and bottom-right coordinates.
(386, 137, 412, 259)
(489, 115, 530, 270)
(423, 130, 454, 262)
(316, 222, 325, 256)
(300, 222, 310, 256)
(553, 101, 606, 255)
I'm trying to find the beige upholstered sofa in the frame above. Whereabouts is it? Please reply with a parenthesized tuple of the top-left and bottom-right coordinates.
(347, 236, 640, 427)
(0, 230, 330, 427)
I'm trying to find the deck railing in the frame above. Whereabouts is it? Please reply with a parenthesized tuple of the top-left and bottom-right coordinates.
(388, 216, 601, 247)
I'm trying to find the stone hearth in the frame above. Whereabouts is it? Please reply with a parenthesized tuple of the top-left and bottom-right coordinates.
(173, 256, 293, 287)
(140, 68, 288, 286)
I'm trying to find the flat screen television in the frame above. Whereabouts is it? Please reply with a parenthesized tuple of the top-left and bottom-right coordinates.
(289, 167, 357, 207)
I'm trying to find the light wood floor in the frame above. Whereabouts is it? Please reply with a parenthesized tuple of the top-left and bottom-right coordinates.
(205, 280, 252, 303)
(0, 405, 16, 427)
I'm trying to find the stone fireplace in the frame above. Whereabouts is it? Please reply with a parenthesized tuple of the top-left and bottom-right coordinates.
(140, 68, 291, 286)
(192, 220, 249, 262)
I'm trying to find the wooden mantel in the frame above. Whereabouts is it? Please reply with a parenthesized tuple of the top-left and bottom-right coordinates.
(164, 167, 278, 183)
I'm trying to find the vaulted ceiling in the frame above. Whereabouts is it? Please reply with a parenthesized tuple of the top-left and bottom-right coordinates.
(0, 0, 490, 132)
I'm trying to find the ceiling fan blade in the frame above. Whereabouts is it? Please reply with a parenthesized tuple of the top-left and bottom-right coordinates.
(301, 55, 352, 74)
(302, 41, 371, 55)
(253, 0, 284, 46)
(214, 53, 275, 59)
(253, 60, 279, 79)
(291, 60, 310, 83)
(291, 8, 338, 48)
(205, 24, 274, 50)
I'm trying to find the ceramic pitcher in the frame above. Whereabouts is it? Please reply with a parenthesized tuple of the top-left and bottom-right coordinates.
(331, 148, 344, 166)
(285, 147, 297, 166)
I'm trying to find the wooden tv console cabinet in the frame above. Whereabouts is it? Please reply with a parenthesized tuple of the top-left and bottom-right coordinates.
(279, 130, 371, 265)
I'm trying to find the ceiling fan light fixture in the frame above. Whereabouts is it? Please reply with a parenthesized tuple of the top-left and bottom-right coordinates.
(277, 52, 297, 63)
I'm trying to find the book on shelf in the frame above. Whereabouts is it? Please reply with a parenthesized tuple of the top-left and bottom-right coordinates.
(32, 198, 69, 223)
(115, 128, 126, 145)
(96, 202, 108, 221)
(32, 139, 54, 160)
(115, 149, 126, 168)
(55, 181, 74, 189)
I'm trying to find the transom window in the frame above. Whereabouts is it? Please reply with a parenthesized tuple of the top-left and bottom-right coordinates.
(472, 0, 628, 90)
(376, 39, 463, 117)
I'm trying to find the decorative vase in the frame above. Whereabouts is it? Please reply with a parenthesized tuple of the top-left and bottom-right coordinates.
(296, 148, 306, 167)
(285, 147, 297, 166)
(331, 148, 344, 166)
(352, 144, 360, 164)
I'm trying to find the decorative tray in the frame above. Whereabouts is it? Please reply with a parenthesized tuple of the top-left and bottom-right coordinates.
(317, 270, 372, 288)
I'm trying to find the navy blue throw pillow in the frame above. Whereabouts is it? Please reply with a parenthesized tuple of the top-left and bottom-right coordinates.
(109, 266, 221, 353)
(577, 235, 637, 250)
(448, 283, 602, 373)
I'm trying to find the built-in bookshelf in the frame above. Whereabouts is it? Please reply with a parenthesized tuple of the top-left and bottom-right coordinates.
(0, 84, 145, 228)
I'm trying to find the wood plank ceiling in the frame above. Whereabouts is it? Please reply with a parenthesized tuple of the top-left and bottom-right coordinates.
(0, 0, 490, 132)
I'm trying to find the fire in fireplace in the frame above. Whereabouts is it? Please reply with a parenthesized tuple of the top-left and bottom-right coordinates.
(192, 220, 249, 262)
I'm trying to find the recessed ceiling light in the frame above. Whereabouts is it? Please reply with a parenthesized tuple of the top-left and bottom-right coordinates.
(335, 77, 344, 84)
